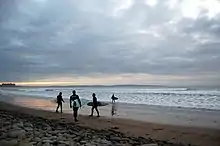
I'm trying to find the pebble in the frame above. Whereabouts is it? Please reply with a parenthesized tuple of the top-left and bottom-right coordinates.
(43, 142, 51, 146)
(58, 144, 67, 146)
(0, 139, 18, 146)
(36, 141, 43, 146)
(34, 137, 41, 142)
(59, 141, 70, 145)
(141, 144, 158, 146)
(20, 142, 34, 146)
(30, 141, 37, 145)
(8, 129, 26, 139)
(0, 111, 186, 146)
(110, 136, 121, 142)
(24, 123, 33, 128)
(42, 139, 53, 144)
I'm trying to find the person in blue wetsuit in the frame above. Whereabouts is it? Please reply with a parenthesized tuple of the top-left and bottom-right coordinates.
(56, 92, 64, 113)
(89, 93, 100, 117)
(70, 90, 82, 122)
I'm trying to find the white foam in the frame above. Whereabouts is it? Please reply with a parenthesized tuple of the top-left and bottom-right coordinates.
(1, 86, 220, 110)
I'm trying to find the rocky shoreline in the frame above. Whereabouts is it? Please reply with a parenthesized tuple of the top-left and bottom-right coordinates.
(0, 109, 190, 146)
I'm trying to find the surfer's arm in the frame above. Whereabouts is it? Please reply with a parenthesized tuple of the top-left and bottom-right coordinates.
(69, 96, 72, 108)
(77, 96, 82, 107)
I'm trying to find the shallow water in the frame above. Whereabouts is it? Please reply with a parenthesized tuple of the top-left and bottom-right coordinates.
(1, 86, 220, 110)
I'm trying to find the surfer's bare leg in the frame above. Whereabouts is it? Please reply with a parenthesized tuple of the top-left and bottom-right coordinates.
(95, 107, 100, 117)
(90, 106, 94, 116)
(60, 103, 62, 113)
(56, 103, 60, 113)
(73, 107, 79, 121)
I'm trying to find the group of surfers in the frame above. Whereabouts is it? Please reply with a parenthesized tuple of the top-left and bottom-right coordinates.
(55, 90, 117, 122)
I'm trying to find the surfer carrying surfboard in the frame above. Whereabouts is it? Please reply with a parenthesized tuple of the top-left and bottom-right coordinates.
(111, 94, 118, 103)
(70, 90, 82, 122)
(89, 93, 100, 117)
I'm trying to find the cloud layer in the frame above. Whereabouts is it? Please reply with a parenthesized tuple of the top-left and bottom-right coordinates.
(0, 0, 220, 85)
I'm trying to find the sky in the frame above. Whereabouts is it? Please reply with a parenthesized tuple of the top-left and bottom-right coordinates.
(0, 0, 220, 86)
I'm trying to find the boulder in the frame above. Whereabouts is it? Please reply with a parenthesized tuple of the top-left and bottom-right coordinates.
(0, 139, 18, 146)
(141, 144, 158, 146)
(8, 130, 26, 139)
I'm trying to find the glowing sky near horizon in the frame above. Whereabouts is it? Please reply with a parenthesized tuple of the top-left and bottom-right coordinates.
(0, 0, 220, 86)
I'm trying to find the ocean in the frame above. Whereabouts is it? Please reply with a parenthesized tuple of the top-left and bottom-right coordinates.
(0, 86, 220, 110)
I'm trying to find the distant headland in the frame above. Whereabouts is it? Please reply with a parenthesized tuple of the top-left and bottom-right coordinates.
(0, 83, 16, 87)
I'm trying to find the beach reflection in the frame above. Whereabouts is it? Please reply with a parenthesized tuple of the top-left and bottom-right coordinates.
(12, 97, 56, 111)
(111, 103, 117, 116)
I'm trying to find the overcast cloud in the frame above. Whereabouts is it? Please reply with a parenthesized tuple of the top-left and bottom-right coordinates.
(0, 0, 220, 86)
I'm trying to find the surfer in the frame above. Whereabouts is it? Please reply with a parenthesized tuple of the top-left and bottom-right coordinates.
(56, 92, 64, 113)
(70, 90, 82, 122)
(89, 93, 100, 117)
(111, 94, 117, 103)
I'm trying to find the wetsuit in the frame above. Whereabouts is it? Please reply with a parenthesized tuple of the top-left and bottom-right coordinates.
(90, 95, 100, 117)
(70, 94, 81, 122)
(56, 94, 64, 113)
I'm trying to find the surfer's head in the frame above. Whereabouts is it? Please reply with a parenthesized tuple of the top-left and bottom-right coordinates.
(92, 93, 96, 97)
(59, 92, 62, 95)
(72, 90, 76, 94)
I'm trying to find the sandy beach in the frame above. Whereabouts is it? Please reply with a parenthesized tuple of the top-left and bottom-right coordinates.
(0, 93, 220, 146)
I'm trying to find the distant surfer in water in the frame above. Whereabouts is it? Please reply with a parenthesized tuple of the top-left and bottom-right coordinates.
(90, 93, 100, 117)
(70, 90, 82, 122)
(111, 94, 118, 103)
(56, 92, 64, 113)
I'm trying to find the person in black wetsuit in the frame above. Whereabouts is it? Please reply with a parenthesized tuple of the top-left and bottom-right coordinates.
(70, 90, 82, 122)
(90, 93, 100, 117)
(111, 94, 116, 103)
(56, 92, 64, 113)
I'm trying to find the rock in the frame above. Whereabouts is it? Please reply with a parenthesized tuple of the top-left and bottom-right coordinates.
(45, 133, 52, 137)
(58, 144, 67, 146)
(62, 132, 71, 138)
(141, 144, 158, 146)
(57, 133, 63, 137)
(30, 142, 37, 145)
(43, 142, 51, 146)
(111, 126, 119, 130)
(85, 144, 97, 146)
(46, 126, 52, 131)
(4, 121, 11, 126)
(0, 139, 18, 146)
(100, 139, 111, 145)
(35, 137, 41, 142)
(0, 133, 7, 139)
(36, 141, 43, 146)
(110, 136, 121, 142)
(12, 122, 24, 129)
(25, 127, 33, 132)
(80, 140, 87, 144)
(8, 130, 26, 139)
(59, 141, 70, 145)
(57, 135, 64, 141)
(19, 142, 34, 146)
(34, 131, 40, 136)
(43, 139, 53, 144)
(3, 125, 11, 130)
(24, 123, 33, 128)
(49, 130, 57, 135)
(50, 135, 57, 140)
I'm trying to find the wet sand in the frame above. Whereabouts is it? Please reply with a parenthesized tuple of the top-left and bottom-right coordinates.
(0, 93, 220, 146)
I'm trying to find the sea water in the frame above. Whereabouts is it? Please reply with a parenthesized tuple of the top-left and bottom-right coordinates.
(1, 86, 220, 110)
